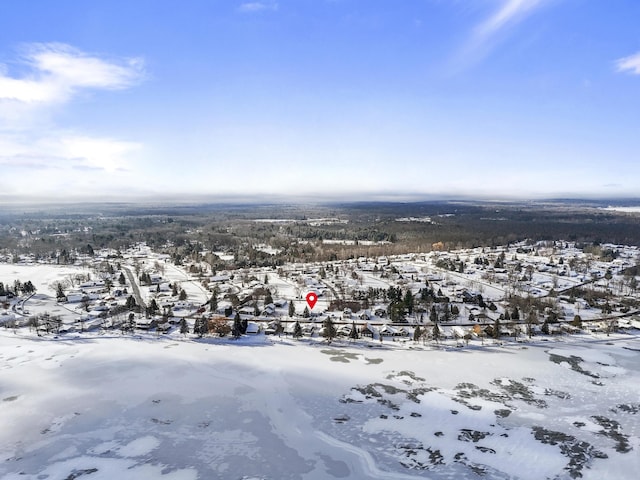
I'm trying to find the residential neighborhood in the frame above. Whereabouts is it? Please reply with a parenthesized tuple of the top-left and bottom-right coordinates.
(3, 239, 639, 343)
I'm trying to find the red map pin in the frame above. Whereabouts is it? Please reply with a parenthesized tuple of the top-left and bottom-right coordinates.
(306, 292, 318, 309)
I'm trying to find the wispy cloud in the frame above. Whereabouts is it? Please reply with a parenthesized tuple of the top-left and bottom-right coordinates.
(0, 43, 144, 195)
(475, 0, 544, 39)
(0, 43, 144, 104)
(451, 0, 548, 72)
(615, 51, 640, 75)
(238, 2, 278, 14)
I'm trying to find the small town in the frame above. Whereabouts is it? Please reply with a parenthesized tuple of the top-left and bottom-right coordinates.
(3, 239, 639, 344)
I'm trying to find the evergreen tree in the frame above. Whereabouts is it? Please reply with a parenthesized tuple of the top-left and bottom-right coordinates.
(541, 321, 550, 335)
(125, 295, 137, 310)
(322, 318, 337, 343)
(477, 294, 486, 308)
(179, 318, 189, 336)
(403, 290, 414, 315)
(201, 317, 209, 336)
(571, 315, 583, 328)
(442, 303, 451, 322)
(232, 313, 242, 339)
(293, 321, 303, 339)
(388, 301, 406, 323)
(303, 306, 310, 318)
(349, 321, 359, 341)
(22, 281, 36, 294)
(179, 289, 187, 301)
(56, 282, 65, 300)
(432, 323, 441, 343)
(429, 305, 438, 323)
(264, 290, 274, 306)
(172, 283, 179, 296)
(193, 317, 201, 336)
(210, 288, 219, 312)
(148, 299, 159, 314)
(413, 325, 422, 342)
(288, 300, 295, 317)
(119, 272, 126, 285)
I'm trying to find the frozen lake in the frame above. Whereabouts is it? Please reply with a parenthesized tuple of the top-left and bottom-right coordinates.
(1, 332, 639, 479)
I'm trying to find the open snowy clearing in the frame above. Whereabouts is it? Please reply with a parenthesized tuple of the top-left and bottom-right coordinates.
(1, 331, 639, 479)
(0, 264, 87, 297)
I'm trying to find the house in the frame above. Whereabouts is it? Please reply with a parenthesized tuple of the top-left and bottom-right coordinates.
(360, 323, 377, 338)
(210, 275, 230, 283)
(560, 324, 580, 334)
(451, 326, 466, 339)
(66, 293, 86, 303)
(91, 303, 109, 312)
(374, 307, 387, 318)
(301, 323, 316, 335)
(156, 322, 171, 333)
(136, 318, 157, 330)
(379, 325, 399, 337)
(462, 291, 479, 303)
(245, 322, 260, 334)
(336, 324, 352, 337)
(396, 326, 413, 337)
(239, 306, 257, 315)
(474, 312, 493, 323)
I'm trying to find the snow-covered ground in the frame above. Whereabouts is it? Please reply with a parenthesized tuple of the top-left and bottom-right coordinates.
(0, 264, 88, 296)
(1, 331, 639, 479)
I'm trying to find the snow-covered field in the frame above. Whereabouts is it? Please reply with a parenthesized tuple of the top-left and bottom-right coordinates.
(0, 264, 87, 296)
(1, 332, 639, 479)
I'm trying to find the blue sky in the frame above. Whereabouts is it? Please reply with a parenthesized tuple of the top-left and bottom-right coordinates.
(1, 0, 639, 202)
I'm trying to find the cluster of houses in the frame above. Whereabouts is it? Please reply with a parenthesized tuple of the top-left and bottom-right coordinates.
(3, 239, 640, 341)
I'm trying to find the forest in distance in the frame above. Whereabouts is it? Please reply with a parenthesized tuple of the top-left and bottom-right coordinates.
(2, 199, 640, 268)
